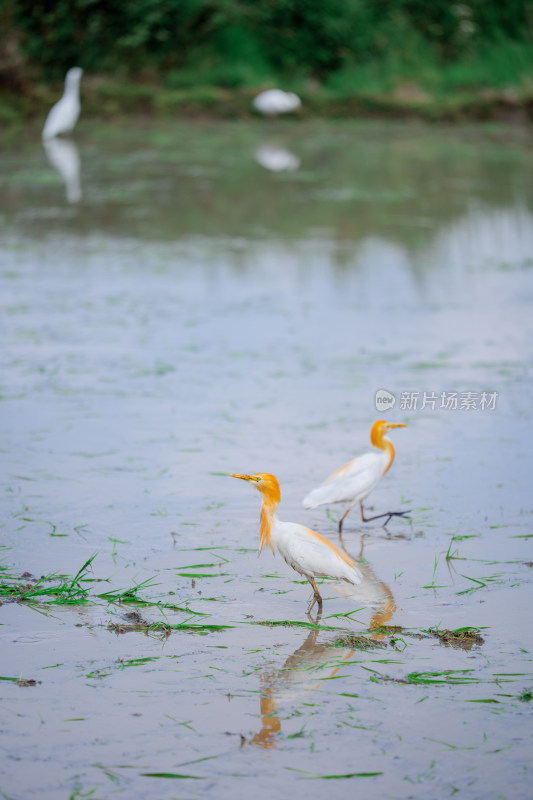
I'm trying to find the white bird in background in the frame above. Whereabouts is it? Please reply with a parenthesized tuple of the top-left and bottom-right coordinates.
(303, 420, 409, 533)
(230, 472, 362, 614)
(252, 89, 301, 116)
(42, 67, 83, 140)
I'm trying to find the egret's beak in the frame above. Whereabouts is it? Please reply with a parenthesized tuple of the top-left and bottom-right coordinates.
(387, 423, 406, 429)
(230, 473, 260, 482)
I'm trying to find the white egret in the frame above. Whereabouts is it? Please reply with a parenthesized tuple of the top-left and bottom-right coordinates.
(252, 89, 301, 116)
(230, 472, 362, 613)
(303, 420, 409, 532)
(42, 67, 83, 140)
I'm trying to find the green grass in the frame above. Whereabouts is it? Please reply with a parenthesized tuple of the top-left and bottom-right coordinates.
(253, 619, 343, 631)
(425, 626, 486, 649)
(3, 36, 533, 127)
(139, 772, 201, 779)
(0, 554, 97, 604)
(97, 576, 160, 604)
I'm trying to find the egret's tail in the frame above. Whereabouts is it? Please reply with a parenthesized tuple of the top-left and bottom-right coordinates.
(302, 485, 331, 509)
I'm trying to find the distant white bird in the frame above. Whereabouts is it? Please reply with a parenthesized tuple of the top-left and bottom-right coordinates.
(42, 67, 83, 140)
(303, 420, 409, 532)
(43, 138, 82, 203)
(254, 144, 300, 172)
(230, 472, 362, 613)
(252, 89, 301, 116)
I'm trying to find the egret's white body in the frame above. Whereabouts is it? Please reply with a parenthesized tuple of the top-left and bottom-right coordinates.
(231, 472, 361, 613)
(252, 89, 301, 116)
(270, 518, 362, 585)
(303, 420, 408, 532)
(42, 67, 83, 140)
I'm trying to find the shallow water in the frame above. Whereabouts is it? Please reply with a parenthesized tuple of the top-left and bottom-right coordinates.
(1, 120, 532, 799)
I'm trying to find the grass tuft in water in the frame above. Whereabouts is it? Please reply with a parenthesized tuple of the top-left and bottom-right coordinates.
(332, 633, 387, 650)
(0, 554, 97, 605)
(0, 675, 39, 687)
(426, 626, 485, 650)
(108, 613, 233, 636)
(254, 619, 342, 631)
(97, 576, 160, 605)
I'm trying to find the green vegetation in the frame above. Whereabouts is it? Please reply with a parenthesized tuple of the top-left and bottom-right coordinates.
(0, 554, 97, 604)
(426, 626, 486, 649)
(1, 0, 532, 121)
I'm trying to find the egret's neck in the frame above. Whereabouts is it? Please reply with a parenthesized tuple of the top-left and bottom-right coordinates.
(382, 438, 395, 473)
(259, 495, 278, 551)
(65, 77, 80, 98)
(372, 430, 396, 474)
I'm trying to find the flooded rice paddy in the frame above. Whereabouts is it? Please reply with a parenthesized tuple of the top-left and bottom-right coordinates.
(0, 120, 532, 799)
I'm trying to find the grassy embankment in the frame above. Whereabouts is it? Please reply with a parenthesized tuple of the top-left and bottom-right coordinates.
(1, 40, 532, 125)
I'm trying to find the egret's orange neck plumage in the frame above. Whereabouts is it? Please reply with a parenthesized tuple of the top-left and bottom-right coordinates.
(370, 420, 396, 475)
(257, 474, 281, 551)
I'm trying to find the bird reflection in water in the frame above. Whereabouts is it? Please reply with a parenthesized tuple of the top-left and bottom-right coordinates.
(254, 143, 300, 173)
(336, 533, 396, 639)
(43, 137, 82, 204)
(248, 536, 395, 748)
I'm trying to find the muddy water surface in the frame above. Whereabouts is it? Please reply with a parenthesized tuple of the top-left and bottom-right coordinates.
(1, 121, 532, 799)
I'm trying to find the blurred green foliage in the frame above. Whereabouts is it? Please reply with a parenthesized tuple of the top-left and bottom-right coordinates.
(2, 0, 533, 88)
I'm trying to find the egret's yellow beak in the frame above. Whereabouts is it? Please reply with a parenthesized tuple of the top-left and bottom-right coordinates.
(230, 473, 260, 482)
(387, 423, 406, 429)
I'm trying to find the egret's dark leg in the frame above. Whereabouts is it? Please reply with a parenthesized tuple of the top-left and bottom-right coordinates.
(360, 503, 411, 527)
(307, 576, 323, 615)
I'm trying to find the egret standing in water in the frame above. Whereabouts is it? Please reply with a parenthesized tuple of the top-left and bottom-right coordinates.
(42, 67, 83, 140)
(252, 89, 301, 116)
(230, 473, 362, 614)
(303, 420, 409, 532)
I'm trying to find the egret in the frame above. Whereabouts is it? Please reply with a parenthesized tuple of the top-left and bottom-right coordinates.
(303, 420, 409, 533)
(230, 472, 362, 614)
(252, 89, 301, 116)
(42, 67, 83, 141)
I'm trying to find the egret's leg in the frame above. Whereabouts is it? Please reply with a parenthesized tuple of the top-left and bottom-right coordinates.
(360, 503, 411, 526)
(338, 504, 355, 533)
(307, 577, 323, 614)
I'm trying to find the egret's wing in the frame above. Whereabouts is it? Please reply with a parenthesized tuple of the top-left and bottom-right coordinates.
(274, 522, 362, 584)
(303, 452, 385, 508)
(322, 453, 375, 485)
(42, 96, 79, 140)
(42, 101, 64, 139)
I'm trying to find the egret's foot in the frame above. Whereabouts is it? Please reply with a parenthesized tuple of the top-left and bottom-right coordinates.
(361, 507, 411, 526)
(381, 510, 411, 527)
(307, 577, 323, 615)
(306, 591, 323, 615)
